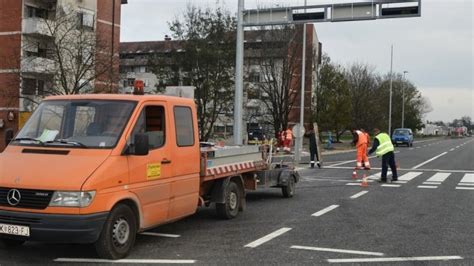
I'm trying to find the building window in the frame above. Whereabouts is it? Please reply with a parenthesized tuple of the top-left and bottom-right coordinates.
(26, 6, 49, 19)
(127, 78, 135, 86)
(248, 72, 260, 83)
(22, 78, 45, 96)
(77, 11, 94, 30)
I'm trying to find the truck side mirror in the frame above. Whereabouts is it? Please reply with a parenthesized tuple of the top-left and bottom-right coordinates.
(133, 133, 149, 156)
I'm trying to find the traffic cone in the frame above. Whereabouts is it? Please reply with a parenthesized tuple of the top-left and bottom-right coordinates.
(352, 169, 358, 180)
(360, 174, 369, 187)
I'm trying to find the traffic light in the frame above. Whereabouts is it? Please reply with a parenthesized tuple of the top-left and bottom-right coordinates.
(292, 12, 325, 22)
(381, 6, 419, 17)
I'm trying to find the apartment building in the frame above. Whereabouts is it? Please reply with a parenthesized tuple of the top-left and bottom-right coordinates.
(0, 0, 126, 151)
(120, 25, 321, 140)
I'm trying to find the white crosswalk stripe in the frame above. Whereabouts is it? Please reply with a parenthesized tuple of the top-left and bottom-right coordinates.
(425, 173, 451, 183)
(398, 172, 423, 182)
(459, 173, 474, 184)
(456, 174, 474, 189)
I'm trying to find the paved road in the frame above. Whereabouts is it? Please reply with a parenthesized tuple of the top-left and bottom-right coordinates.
(1, 137, 473, 265)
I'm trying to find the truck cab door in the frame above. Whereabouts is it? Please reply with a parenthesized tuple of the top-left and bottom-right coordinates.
(126, 103, 172, 228)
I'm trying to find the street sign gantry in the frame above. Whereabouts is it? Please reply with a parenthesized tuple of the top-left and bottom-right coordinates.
(233, 0, 422, 147)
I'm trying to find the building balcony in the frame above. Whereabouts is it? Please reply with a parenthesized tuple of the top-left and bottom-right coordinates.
(22, 17, 53, 37)
(21, 56, 56, 75)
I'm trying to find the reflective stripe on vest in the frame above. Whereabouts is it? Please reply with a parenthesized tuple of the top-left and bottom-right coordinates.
(375, 133, 394, 156)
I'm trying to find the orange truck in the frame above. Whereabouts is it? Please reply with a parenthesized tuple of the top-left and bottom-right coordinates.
(0, 94, 299, 259)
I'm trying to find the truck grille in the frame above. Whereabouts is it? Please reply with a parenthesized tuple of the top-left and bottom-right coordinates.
(0, 187, 53, 210)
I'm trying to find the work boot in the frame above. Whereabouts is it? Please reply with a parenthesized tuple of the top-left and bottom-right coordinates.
(377, 179, 387, 183)
(310, 163, 315, 168)
(317, 162, 321, 168)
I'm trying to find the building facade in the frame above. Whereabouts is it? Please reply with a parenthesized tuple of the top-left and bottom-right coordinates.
(0, 0, 126, 151)
(119, 25, 321, 140)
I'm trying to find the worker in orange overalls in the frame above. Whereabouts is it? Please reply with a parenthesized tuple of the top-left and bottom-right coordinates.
(284, 127, 293, 153)
(352, 128, 371, 169)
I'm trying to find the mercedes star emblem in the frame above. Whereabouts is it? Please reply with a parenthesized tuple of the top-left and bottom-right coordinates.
(7, 189, 21, 206)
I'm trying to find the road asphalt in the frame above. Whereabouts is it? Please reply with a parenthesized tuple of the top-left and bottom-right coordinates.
(1, 137, 473, 265)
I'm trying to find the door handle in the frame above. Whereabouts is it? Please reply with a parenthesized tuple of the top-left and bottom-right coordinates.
(161, 159, 172, 164)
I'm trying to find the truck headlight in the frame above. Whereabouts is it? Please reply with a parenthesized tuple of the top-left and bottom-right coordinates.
(49, 191, 96, 207)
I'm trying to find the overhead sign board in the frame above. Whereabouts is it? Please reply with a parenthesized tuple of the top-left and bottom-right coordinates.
(332, 3, 375, 21)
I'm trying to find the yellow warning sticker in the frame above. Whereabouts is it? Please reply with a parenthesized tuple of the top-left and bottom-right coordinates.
(147, 163, 161, 180)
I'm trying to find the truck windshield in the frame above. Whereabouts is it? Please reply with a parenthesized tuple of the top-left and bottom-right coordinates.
(13, 100, 136, 148)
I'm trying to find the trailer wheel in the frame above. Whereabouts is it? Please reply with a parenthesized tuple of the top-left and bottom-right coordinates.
(95, 204, 137, 260)
(216, 181, 241, 219)
(282, 176, 295, 198)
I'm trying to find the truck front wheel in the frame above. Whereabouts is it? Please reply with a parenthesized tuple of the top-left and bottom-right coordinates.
(95, 204, 137, 260)
(216, 181, 241, 219)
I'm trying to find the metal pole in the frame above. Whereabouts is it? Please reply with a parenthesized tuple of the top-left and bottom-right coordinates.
(234, 0, 244, 145)
(402, 70, 408, 128)
(388, 45, 393, 134)
(295, 0, 307, 163)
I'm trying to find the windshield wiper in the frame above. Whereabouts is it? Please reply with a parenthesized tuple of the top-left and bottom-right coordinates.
(12, 138, 45, 145)
(45, 139, 87, 148)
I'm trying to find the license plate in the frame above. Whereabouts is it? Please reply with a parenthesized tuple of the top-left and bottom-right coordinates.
(397, 141, 403, 143)
(0, 223, 30, 237)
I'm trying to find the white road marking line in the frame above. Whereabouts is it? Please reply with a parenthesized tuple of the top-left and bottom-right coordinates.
(291, 245, 384, 256)
(327, 152, 397, 167)
(346, 183, 361, 186)
(423, 182, 442, 185)
(449, 148, 455, 151)
(392, 180, 408, 184)
(456, 146, 460, 148)
(381, 184, 401, 187)
(412, 152, 448, 169)
(350, 191, 369, 199)
(140, 232, 181, 238)
(398, 172, 423, 181)
(458, 183, 474, 186)
(244, 227, 292, 248)
(325, 166, 474, 173)
(327, 256, 463, 263)
(409, 148, 414, 150)
(312, 205, 339, 217)
(54, 258, 196, 264)
(426, 172, 451, 183)
(455, 187, 474, 190)
(416, 147, 421, 149)
(460, 173, 474, 183)
(418, 185, 438, 189)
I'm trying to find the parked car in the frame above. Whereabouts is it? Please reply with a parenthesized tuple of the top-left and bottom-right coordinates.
(392, 128, 414, 147)
(247, 129, 265, 145)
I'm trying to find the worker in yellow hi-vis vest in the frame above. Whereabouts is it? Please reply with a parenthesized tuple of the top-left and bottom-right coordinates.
(368, 128, 398, 183)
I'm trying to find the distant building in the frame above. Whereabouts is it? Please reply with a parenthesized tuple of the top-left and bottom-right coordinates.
(0, 0, 126, 151)
(119, 25, 321, 139)
(418, 123, 449, 136)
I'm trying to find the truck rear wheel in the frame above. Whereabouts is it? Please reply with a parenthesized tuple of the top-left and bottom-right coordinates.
(95, 204, 137, 260)
(282, 176, 295, 198)
(216, 181, 241, 219)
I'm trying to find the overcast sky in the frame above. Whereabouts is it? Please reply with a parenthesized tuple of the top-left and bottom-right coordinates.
(121, 0, 473, 123)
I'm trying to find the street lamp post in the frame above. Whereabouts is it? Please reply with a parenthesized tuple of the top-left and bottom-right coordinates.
(402, 70, 408, 128)
(295, 0, 308, 163)
(388, 45, 394, 134)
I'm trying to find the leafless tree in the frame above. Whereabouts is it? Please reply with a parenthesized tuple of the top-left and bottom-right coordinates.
(248, 25, 304, 136)
(1, 4, 117, 111)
